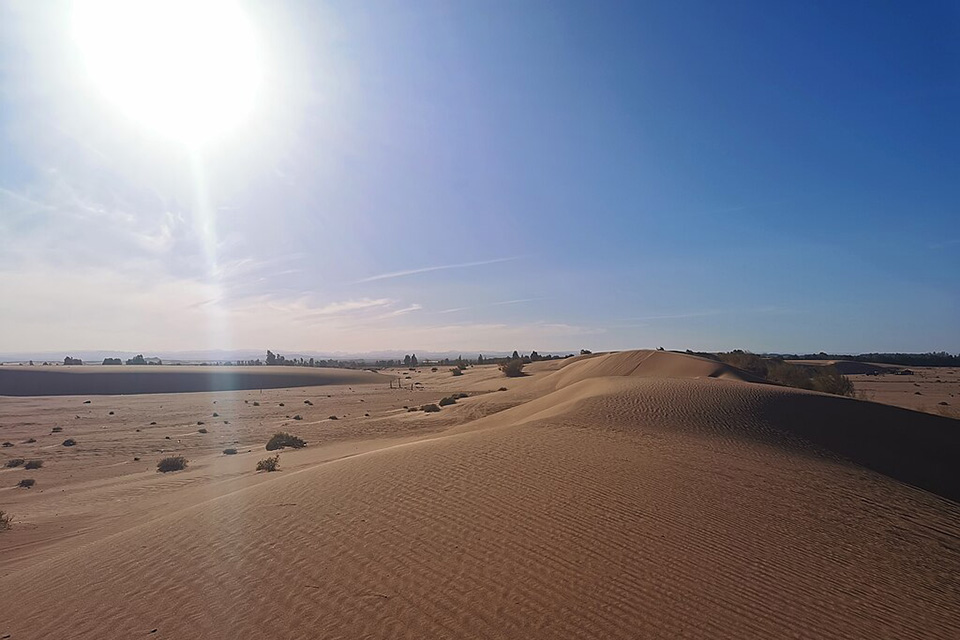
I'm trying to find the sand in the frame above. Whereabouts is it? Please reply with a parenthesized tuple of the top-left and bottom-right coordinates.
(1, 351, 958, 639)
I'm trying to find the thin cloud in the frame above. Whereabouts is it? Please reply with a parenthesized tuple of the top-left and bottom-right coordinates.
(355, 257, 521, 283)
(439, 298, 543, 314)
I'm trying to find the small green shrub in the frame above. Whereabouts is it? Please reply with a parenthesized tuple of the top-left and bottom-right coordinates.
(18, 478, 36, 488)
(24, 460, 43, 469)
(157, 456, 188, 472)
(223, 448, 238, 455)
(265, 432, 306, 451)
(5, 458, 25, 468)
(421, 404, 441, 413)
(438, 396, 457, 407)
(256, 455, 280, 472)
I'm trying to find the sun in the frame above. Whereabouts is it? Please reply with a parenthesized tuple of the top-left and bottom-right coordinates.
(72, 0, 262, 145)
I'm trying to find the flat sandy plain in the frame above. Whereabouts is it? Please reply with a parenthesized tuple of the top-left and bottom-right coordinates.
(1, 351, 959, 639)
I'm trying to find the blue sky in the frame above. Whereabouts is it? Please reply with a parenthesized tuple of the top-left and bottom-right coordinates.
(1, 0, 957, 354)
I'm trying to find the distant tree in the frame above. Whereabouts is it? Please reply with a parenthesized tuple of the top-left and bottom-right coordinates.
(309, 357, 315, 367)
(580, 349, 592, 355)
(403, 354, 411, 366)
(477, 354, 484, 364)
(411, 354, 418, 366)
(126, 354, 147, 365)
(63, 356, 83, 365)
(266, 350, 277, 365)
(511, 350, 520, 360)
(530, 351, 541, 362)
(102, 358, 122, 365)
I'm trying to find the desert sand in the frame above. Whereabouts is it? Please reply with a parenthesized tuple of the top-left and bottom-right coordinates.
(1, 351, 959, 639)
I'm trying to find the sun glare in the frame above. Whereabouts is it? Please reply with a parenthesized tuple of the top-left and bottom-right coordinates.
(72, 0, 262, 144)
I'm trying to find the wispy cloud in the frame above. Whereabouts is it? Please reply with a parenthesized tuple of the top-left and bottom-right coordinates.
(355, 257, 521, 283)
(377, 303, 423, 319)
(439, 298, 543, 314)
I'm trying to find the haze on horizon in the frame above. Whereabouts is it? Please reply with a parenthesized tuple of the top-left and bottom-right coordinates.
(1, 1, 957, 355)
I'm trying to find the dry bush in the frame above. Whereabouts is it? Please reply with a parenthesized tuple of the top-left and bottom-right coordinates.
(500, 360, 525, 378)
(265, 432, 306, 451)
(157, 456, 188, 472)
(0, 510, 10, 531)
(438, 396, 457, 407)
(24, 460, 43, 469)
(293, 414, 303, 420)
(18, 478, 36, 488)
(421, 404, 441, 413)
(256, 455, 280, 472)
(62, 438, 77, 447)
(5, 459, 24, 468)
(450, 368, 463, 376)
(223, 448, 238, 455)
(51, 426, 63, 433)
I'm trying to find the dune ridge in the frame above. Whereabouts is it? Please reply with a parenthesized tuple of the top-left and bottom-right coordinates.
(1, 350, 958, 639)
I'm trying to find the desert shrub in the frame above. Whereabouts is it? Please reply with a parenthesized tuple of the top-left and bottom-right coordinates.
(0, 510, 10, 531)
(157, 456, 188, 472)
(223, 448, 238, 455)
(421, 404, 441, 413)
(18, 478, 36, 488)
(52, 427, 63, 433)
(407, 407, 417, 412)
(500, 360, 525, 378)
(256, 455, 280, 472)
(212, 412, 219, 417)
(25, 438, 36, 443)
(438, 396, 457, 407)
(198, 428, 208, 434)
(293, 414, 302, 420)
(5, 458, 25, 468)
(279, 403, 285, 407)
(108, 411, 114, 415)
(24, 460, 42, 469)
(62, 439, 76, 447)
(431, 367, 438, 372)
(1, 442, 12, 448)
(197, 421, 204, 425)
(498, 387, 508, 391)
(304, 400, 313, 405)
(328, 415, 338, 420)
(252, 401, 260, 406)
(809, 367, 856, 397)
(451, 368, 463, 376)
(265, 432, 306, 451)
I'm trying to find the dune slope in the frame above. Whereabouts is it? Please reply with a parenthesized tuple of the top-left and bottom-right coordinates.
(1, 352, 958, 639)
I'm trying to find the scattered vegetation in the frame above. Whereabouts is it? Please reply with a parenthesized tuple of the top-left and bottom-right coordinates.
(256, 455, 280, 472)
(62, 439, 77, 447)
(157, 456, 188, 472)
(265, 432, 306, 451)
(701, 351, 856, 397)
(212, 412, 219, 417)
(0, 510, 10, 531)
(25, 438, 36, 443)
(24, 460, 43, 469)
(17, 479, 36, 488)
(293, 414, 302, 420)
(223, 448, 238, 455)
(500, 360, 526, 378)
(451, 368, 463, 376)
(279, 403, 285, 407)
(52, 427, 63, 433)
(438, 396, 457, 407)
(328, 415, 338, 420)
(197, 421, 205, 425)
(1, 442, 12, 448)
(498, 387, 508, 391)
(5, 459, 25, 468)
(253, 401, 260, 406)
(421, 404, 441, 413)
(304, 400, 313, 405)
(431, 367, 438, 372)
(198, 428, 208, 434)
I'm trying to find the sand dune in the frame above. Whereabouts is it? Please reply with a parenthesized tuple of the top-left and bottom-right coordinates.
(1, 351, 958, 638)
(0, 365, 387, 396)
